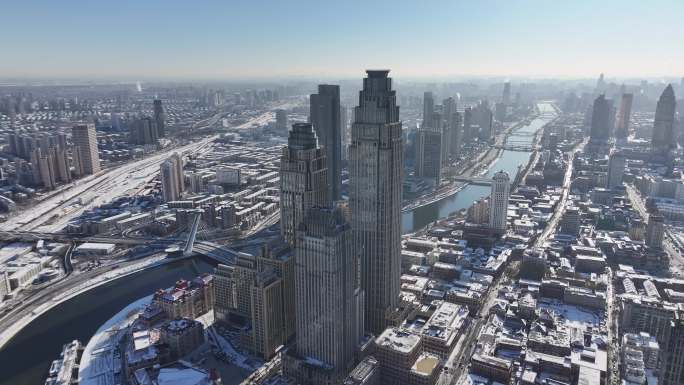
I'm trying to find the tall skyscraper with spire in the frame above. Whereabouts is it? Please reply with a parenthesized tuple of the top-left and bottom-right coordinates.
(349, 70, 403, 334)
(310, 85, 342, 201)
(279, 123, 328, 246)
(651, 84, 677, 153)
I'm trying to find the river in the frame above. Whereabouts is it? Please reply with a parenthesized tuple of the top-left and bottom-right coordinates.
(402, 102, 556, 233)
(0, 103, 556, 385)
(0, 258, 217, 385)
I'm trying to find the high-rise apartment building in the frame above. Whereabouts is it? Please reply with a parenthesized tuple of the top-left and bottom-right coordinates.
(279, 123, 328, 245)
(71, 124, 100, 175)
(153, 99, 166, 137)
(615, 93, 633, 140)
(463, 107, 473, 144)
(651, 84, 677, 153)
(310, 84, 342, 201)
(349, 70, 403, 334)
(160, 153, 184, 202)
(489, 170, 510, 233)
(130, 116, 159, 145)
(607, 150, 626, 189)
(290, 205, 364, 384)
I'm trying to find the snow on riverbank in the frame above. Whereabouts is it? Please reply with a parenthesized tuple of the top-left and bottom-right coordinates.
(78, 295, 152, 385)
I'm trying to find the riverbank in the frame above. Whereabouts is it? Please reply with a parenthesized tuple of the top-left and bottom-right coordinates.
(403, 116, 535, 212)
(0, 253, 187, 351)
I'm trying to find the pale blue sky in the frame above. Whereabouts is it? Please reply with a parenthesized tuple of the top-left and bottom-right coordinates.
(1, 0, 682, 79)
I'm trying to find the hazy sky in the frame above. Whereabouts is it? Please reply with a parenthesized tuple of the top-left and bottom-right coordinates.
(1, 0, 682, 80)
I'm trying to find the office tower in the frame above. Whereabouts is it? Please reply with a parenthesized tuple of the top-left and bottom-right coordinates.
(349, 70, 403, 334)
(645, 214, 664, 250)
(588, 95, 611, 151)
(291, 205, 364, 384)
(130, 116, 158, 145)
(340, 105, 350, 160)
(160, 153, 184, 202)
(71, 124, 100, 175)
(607, 150, 626, 189)
(615, 93, 633, 140)
(423, 91, 434, 129)
(442, 97, 456, 165)
(310, 84, 342, 201)
(414, 128, 442, 184)
(651, 84, 677, 152)
(463, 107, 473, 143)
(662, 315, 684, 385)
(489, 170, 510, 233)
(279, 123, 328, 245)
(153, 99, 165, 137)
(502, 82, 511, 105)
(275, 109, 288, 133)
(449, 111, 462, 157)
(477, 102, 494, 141)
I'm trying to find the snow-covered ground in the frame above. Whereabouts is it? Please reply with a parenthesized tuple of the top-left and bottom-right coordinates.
(0, 136, 215, 232)
(0, 254, 169, 350)
(79, 295, 152, 385)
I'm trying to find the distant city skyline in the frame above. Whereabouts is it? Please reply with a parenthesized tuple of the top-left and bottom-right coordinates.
(1, 0, 683, 79)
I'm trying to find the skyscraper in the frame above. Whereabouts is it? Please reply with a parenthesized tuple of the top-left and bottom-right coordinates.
(606, 150, 626, 189)
(279, 123, 328, 246)
(463, 107, 473, 143)
(275, 109, 288, 133)
(310, 85, 342, 201)
(588, 94, 612, 151)
(651, 84, 677, 152)
(422, 91, 434, 129)
(71, 124, 100, 175)
(662, 315, 684, 385)
(489, 170, 510, 233)
(349, 70, 403, 334)
(502, 82, 511, 105)
(414, 127, 442, 184)
(645, 214, 664, 250)
(615, 93, 633, 140)
(153, 99, 165, 137)
(291, 205, 364, 384)
(442, 97, 456, 166)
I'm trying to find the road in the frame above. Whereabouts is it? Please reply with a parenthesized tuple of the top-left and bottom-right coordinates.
(534, 144, 579, 248)
(625, 184, 684, 276)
